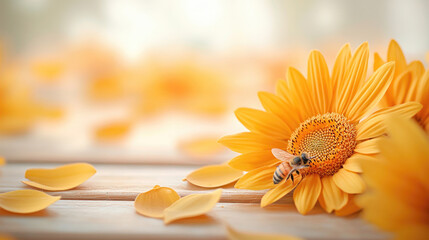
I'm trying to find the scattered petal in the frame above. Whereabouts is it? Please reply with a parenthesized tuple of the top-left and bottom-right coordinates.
(186, 164, 243, 188)
(134, 185, 180, 218)
(163, 189, 222, 224)
(0, 189, 60, 214)
(22, 163, 96, 191)
(0, 157, 5, 166)
(226, 225, 303, 240)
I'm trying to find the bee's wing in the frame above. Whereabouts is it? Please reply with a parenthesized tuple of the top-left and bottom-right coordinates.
(271, 148, 295, 162)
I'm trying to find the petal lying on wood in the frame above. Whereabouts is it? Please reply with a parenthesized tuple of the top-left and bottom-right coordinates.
(163, 189, 222, 224)
(0, 157, 5, 166)
(134, 185, 180, 218)
(0, 189, 60, 214)
(22, 163, 96, 191)
(226, 225, 303, 240)
(186, 164, 243, 188)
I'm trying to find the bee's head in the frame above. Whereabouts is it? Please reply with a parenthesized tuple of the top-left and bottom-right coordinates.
(301, 153, 311, 164)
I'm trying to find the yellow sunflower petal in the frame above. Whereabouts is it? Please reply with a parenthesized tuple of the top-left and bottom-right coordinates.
(163, 189, 222, 224)
(134, 185, 180, 218)
(286, 67, 315, 120)
(234, 165, 276, 190)
(186, 164, 243, 188)
(336, 42, 369, 115)
(319, 176, 348, 213)
(226, 225, 303, 240)
(387, 39, 407, 74)
(356, 102, 422, 140)
(229, 150, 280, 171)
(346, 62, 395, 122)
(235, 108, 292, 140)
(0, 189, 60, 214)
(261, 174, 302, 207)
(354, 138, 382, 154)
(22, 163, 96, 191)
(218, 132, 286, 154)
(332, 169, 365, 194)
(332, 44, 352, 111)
(258, 91, 301, 130)
(308, 50, 330, 113)
(293, 174, 321, 215)
(335, 194, 361, 216)
(392, 70, 413, 104)
(373, 52, 385, 71)
(342, 154, 376, 173)
(0, 157, 5, 166)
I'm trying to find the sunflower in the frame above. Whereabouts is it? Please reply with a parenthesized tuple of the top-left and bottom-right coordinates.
(375, 40, 429, 134)
(219, 42, 422, 215)
(358, 117, 429, 240)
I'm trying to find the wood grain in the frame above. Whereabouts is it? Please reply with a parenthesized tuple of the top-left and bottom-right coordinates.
(0, 163, 277, 203)
(0, 200, 387, 240)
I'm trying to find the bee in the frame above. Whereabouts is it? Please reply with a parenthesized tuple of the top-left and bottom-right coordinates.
(271, 148, 314, 184)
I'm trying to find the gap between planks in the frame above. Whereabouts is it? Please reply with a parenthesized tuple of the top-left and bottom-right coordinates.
(0, 163, 283, 203)
(0, 200, 388, 240)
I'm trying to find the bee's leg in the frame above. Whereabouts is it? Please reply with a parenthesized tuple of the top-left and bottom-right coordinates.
(290, 173, 294, 183)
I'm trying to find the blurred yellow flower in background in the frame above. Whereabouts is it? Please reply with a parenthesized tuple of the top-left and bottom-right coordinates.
(218, 42, 422, 215)
(359, 117, 429, 240)
(133, 56, 228, 116)
(375, 40, 429, 134)
(0, 64, 36, 135)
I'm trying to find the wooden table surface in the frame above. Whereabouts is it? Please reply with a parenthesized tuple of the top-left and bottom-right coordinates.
(0, 162, 388, 240)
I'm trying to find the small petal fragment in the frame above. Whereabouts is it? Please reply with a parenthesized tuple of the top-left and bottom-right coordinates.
(0, 157, 5, 166)
(0, 189, 60, 214)
(163, 189, 222, 224)
(332, 169, 365, 194)
(23, 163, 97, 191)
(293, 174, 321, 215)
(186, 165, 243, 188)
(134, 185, 180, 218)
(226, 225, 303, 240)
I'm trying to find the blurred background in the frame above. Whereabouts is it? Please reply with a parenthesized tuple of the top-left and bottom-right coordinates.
(0, 0, 428, 164)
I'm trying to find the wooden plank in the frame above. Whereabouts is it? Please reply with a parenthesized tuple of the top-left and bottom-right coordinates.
(0, 163, 273, 203)
(0, 200, 387, 240)
(0, 149, 230, 165)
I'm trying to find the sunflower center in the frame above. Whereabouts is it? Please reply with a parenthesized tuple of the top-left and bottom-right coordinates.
(287, 113, 357, 177)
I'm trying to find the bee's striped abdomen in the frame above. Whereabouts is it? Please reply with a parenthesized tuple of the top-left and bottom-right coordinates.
(273, 162, 289, 184)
